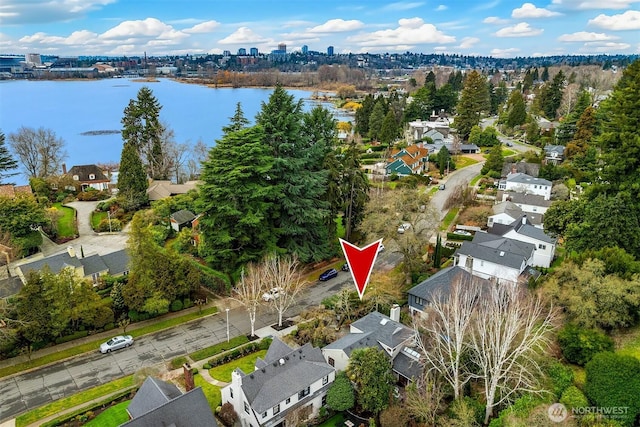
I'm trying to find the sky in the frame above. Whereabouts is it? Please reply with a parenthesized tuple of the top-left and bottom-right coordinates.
(0, 0, 639, 58)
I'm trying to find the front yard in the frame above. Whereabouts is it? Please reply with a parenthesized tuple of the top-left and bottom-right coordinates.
(52, 202, 76, 239)
(209, 350, 268, 383)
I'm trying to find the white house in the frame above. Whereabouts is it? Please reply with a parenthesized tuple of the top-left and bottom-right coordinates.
(453, 233, 535, 283)
(498, 172, 552, 200)
(221, 338, 335, 427)
(488, 201, 543, 229)
(501, 192, 552, 216)
(489, 216, 557, 268)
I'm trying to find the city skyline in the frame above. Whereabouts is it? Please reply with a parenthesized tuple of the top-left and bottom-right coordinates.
(1, 0, 639, 58)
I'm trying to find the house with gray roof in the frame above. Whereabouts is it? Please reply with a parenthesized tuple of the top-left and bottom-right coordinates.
(489, 215, 557, 268)
(15, 246, 129, 285)
(222, 338, 335, 427)
(498, 172, 552, 200)
(122, 376, 217, 427)
(501, 162, 540, 178)
(170, 209, 196, 232)
(487, 201, 543, 229)
(500, 191, 552, 216)
(322, 309, 421, 384)
(453, 232, 535, 284)
(407, 266, 491, 316)
(543, 145, 565, 165)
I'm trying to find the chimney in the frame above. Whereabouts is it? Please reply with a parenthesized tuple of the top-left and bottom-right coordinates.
(522, 215, 527, 225)
(183, 363, 194, 392)
(390, 304, 400, 322)
(66, 245, 76, 258)
(62, 163, 67, 174)
(511, 164, 516, 175)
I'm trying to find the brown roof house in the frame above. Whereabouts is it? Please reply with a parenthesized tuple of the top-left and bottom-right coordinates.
(65, 164, 110, 191)
(146, 180, 200, 201)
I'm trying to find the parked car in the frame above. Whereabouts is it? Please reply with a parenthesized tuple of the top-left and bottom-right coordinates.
(397, 223, 411, 234)
(319, 268, 339, 281)
(378, 243, 385, 253)
(341, 263, 350, 272)
(100, 335, 134, 354)
(505, 141, 513, 147)
(262, 287, 284, 301)
(438, 184, 446, 190)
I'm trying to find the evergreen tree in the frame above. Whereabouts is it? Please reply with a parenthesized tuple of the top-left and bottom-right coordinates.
(368, 100, 386, 141)
(355, 94, 375, 136)
(454, 70, 490, 140)
(525, 118, 541, 145)
(437, 146, 452, 175)
(197, 126, 277, 275)
(556, 90, 591, 145)
(0, 131, 18, 184)
(117, 141, 148, 211)
(121, 87, 165, 179)
(222, 102, 250, 134)
(506, 91, 527, 128)
(425, 70, 436, 86)
(340, 143, 369, 241)
(434, 83, 458, 113)
(404, 85, 435, 121)
(541, 66, 549, 82)
(539, 70, 565, 119)
(448, 70, 464, 91)
(481, 143, 504, 176)
(256, 85, 331, 262)
(379, 110, 398, 145)
(566, 106, 596, 160)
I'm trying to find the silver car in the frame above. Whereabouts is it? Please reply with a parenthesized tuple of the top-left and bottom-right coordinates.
(100, 335, 134, 353)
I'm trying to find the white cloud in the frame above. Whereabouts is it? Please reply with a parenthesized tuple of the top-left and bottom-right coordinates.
(474, 0, 502, 11)
(491, 47, 521, 57)
(307, 19, 365, 33)
(459, 36, 480, 49)
(551, 0, 640, 9)
(512, 3, 561, 18)
(579, 41, 632, 52)
(483, 16, 510, 24)
(558, 31, 619, 41)
(435, 5, 448, 11)
(494, 22, 543, 37)
(0, 0, 116, 25)
(380, 2, 425, 11)
(589, 10, 640, 30)
(100, 18, 187, 42)
(218, 27, 273, 45)
(184, 21, 220, 34)
(346, 17, 455, 50)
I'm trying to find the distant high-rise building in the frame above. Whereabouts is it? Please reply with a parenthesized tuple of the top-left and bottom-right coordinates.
(223, 50, 231, 57)
(250, 47, 259, 56)
(278, 43, 287, 53)
(238, 48, 246, 55)
(302, 45, 308, 54)
(26, 53, 42, 66)
(327, 46, 334, 56)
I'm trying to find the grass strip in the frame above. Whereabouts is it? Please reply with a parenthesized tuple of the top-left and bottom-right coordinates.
(0, 306, 218, 379)
(194, 374, 222, 411)
(469, 174, 483, 187)
(16, 375, 134, 427)
(53, 203, 76, 237)
(84, 400, 130, 426)
(90, 211, 107, 230)
(439, 207, 459, 231)
(189, 335, 250, 362)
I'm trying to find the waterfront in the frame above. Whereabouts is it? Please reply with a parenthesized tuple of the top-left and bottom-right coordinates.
(0, 78, 347, 184)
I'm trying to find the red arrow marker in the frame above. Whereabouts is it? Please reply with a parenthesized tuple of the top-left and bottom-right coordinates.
(339, 238, 382, 300)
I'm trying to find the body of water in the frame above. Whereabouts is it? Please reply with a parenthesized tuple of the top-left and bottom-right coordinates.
(0, 78, 349, 185)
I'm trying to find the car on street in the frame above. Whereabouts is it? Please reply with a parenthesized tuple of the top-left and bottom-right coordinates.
(100, 335, 134, 354)
(438, 184, 446, 190)
(319, 268, 339, 281)
(505, 142, 513, 147)
(378, 243, 385, 253)
(397, 223, 411, 234)
(262, 287, 285, 301)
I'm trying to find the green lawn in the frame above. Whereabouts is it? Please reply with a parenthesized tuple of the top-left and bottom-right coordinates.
(91, 211, 107, 230)
(439, 207, 459, 231)
(318, 413, 346, 427)
(0, 306, 218, 379)
(195, 374, 222, 411)
(209, 350, 267, 383)
(189, 335, 250, 362)
(53, 202, 76, 237)
(469, 174, 483, 186)
(84, 400, 130, 426)
(454, 156, 479, 169)
(16, 376, 134, 427)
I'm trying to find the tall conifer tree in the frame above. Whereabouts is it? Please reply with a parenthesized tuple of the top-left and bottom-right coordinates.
(0, 131, 18, 184)
(454, 70, 490, 140)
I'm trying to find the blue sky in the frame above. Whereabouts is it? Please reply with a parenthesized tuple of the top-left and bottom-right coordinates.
(1, 0, 638, 58)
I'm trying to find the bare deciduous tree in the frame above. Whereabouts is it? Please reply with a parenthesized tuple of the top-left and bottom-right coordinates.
(232, 262, 269, 337)
(8, 126, 67, 178)
(187, 139, 209, 179)
(263, 255, 306, 327)
(414, 275, 480, 400)
(404, 370, 447, 426)
(469, 284, 556, 424)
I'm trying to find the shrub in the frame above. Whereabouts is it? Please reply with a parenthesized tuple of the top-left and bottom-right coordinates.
(170, 356, 188, 370)
(104, 322, 115, 331)
(446, 232, 474, 241)
(183, 298, 193, 309)
(128, 310, 140, 322)
(560, 386, 589, 410)
(380, 405, 410, 427)
(258, 337, 273, 351)
(218, 402, 238, 427)
(97, 217, 122, 232)
(546, 361, 574, 399)
(170, 299, 184, 312)
(558, 324, 614, 366)
(326, 371, 355, 411)
(585, 352, 640, 427)
(203, 363, 211, 370)
(54, 330, 89, 344)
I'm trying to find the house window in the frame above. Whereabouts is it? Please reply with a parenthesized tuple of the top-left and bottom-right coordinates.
(298, 386, 310, 400)
(244, 402, 250, 414)
(322, 395, 327, 406)
(328, 357, 334, 367)
(89, 174, 95, 180)
(286, 397, 291, 404)
(73, 175, 79, 181)
(262, 412, 267, 418)
(465, 256, 473, 269)
(273, 404, 280, 415)
(322, 376, 329, 385)
(230, 388, 233, 398)
(538, 244, 546, 250)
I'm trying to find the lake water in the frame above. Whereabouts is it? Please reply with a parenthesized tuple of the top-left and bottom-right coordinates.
(0, 79, 349, 185)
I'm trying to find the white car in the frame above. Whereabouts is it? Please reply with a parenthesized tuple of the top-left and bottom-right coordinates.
(100, 335, 134, 354)
(378, 243, 385, 253)
(397, 223, 411, 234)
(263, 287, 284, 301)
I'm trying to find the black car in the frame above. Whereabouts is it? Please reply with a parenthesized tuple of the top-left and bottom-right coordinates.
(319, 268, 339, 281)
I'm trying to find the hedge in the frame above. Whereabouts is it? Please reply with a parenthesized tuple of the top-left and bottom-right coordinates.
(189, 335, 250, 362)
(55, 330, 89, 345)
(446, 232, 474, 241)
